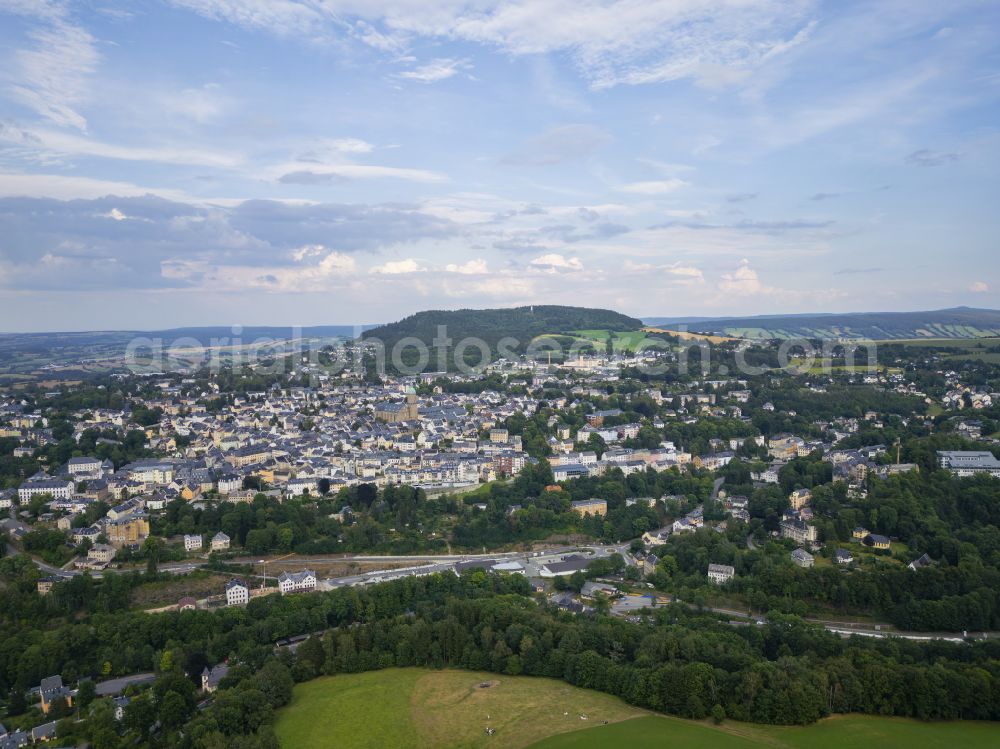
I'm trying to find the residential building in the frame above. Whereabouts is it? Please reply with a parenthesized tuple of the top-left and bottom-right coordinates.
(184, 534, 203, 552)
(225, 579, 249, 607)
(707, 563, 735, 585)
(67, 456, 103, 478)
(201, 664, 229, 693)
(39, 676, 72, 714)
(88, 543, 116, 564)
(210, 531, 230, 551)
(780, 518, 817, 545)
(865, 533, 891, 550)
(791, 548, 814, 568)
(570, 498, 607, 517)
(106, 514, 150, 547)
(18, 479, 73, 503)
(834, 549, 854, 565)
(789, 488, 812, 510)
(277, 569, 317, 595)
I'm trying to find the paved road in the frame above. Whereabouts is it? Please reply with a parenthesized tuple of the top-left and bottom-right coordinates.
(711, 477, 725, 499)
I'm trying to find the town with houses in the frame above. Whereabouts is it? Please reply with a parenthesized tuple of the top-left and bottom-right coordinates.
(1, 335, 1000, 745)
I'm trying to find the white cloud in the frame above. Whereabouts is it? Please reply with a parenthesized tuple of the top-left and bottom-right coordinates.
(618, 178, 686, 195)
(313, 249, 358, 276)
(624, 260, 704, 284)
(105, 207, 128, 221)
(718, 258, 766, 295)
(529, 253, 583, 271)
(166, 0, 324, 37)
(7, 14, 99, 131)
(169, 1, 818, 89)
(370, 258, 425, 274)
(666, 264, 704, 283)
(0, 126, 244, 167)
(161, 245, 357, 293)
(445, 258, 488, 274)
(970, 281, 989, 293)
(0, 172, 197, 202)
(397, 58, 471, 83)
(326, 138, 376, 154)
(275, 163, 447, 183)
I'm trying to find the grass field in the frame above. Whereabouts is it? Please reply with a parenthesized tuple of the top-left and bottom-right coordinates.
(274, 668, 644, 749)
(528, 715, 1000, 749)
(640, 326, 738, 344)
(571, 329, 655, 352)
(274, 669, 1000, 749)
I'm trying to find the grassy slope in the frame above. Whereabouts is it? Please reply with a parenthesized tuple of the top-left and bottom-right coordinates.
(571, 329, 654, 352)
(529, 714, 1000, 749)
(274, 669, 644, 749)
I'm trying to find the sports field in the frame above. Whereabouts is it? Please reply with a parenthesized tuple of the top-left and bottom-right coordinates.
(274, 669, 1000, 749)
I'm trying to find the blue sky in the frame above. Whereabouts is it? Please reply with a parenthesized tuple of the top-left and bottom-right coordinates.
(0, 0, 998, 331)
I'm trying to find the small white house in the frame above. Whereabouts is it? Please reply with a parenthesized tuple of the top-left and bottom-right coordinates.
(210, 531, 230, 552)
(184, 534, 203, 552)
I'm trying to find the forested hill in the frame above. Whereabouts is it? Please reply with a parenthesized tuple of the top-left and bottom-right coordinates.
(361, 305, 643, 352)
(644, 306, 1000, 340)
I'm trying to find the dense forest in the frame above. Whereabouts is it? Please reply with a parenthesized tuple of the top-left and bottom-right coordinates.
(360, 305, 643, 369)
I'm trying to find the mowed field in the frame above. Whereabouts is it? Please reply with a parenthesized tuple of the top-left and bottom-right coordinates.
(274, 668, 644, 749)
(274, 669, 1000, 749)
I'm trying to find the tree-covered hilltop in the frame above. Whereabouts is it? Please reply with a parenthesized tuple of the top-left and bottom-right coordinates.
(360, 305, 643, 360)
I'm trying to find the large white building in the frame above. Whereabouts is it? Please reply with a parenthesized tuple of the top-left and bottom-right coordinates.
(707, 563, 735, 585)
(937, 451, 1000, 477)
(225, 579, 249, 606)
(184, 534, 203, 552)
(67, 456, 104, 478)
(18, 479, 74, 503)
(277, 569, 317, 595)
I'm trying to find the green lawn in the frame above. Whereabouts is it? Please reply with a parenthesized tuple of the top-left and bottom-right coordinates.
(528, 715, 1000, 749)
(275, 669, 421, 749)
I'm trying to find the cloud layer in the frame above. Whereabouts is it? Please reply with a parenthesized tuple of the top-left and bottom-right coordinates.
(0, 0, 996, 330)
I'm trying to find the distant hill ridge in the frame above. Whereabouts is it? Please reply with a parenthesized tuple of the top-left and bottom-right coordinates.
(643, 306, 1000, 340)
(362, 305, 642, 352)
